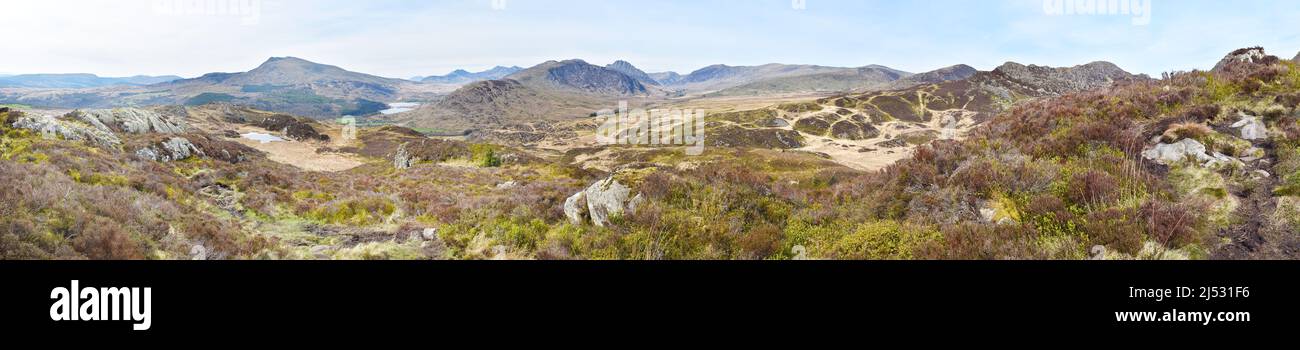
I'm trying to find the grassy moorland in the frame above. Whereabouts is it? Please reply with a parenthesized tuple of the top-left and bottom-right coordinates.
(2, 49, 1299, 260)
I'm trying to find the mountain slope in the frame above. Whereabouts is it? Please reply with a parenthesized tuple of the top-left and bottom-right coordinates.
(385, 79, 605, 134)
(709, 65, 912, 96)
(605, 60, 659, 86)
(504, 59, 650, 96)
(886, 64, 979, 89)
(0, 74, 182, 88)
(0, 57, 440, 118)
(649, 71, 682, 85)
(385, 60, 654, 133)
(664, 63, 887, 93)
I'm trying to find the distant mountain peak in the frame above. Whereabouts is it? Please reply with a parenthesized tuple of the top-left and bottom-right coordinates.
(605, 60, 657, 85)
(422, 66, 524, 85)
(504, 59, 648, 96)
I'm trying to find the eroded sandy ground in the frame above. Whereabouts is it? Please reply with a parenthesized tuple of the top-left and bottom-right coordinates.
(230, 125, 366, 172)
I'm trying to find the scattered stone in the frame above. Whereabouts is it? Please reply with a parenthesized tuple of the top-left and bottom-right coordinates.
(1254, 170, 1272, 179)
(1231, 112, 1268, 141)
(627, 193, 646, 215)
(496, 181, 520, 190)
(421, 228, 439, 241)
(979, 207, 996, 223)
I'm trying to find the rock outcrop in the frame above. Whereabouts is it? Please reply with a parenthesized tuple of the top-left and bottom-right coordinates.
(135, 137, 202, 162)
(73, 108, 187, 134)
(1231, 112, 1268, 141)
(392, 143, 415, 169)
(564, 191, 588, 225)
(11, 113, 122, 148)
(1213, 47, 1271, 72)
(991, 61, 1134, 96)
(563, 175, 640, 227)
(1142, 138, 1241, 168)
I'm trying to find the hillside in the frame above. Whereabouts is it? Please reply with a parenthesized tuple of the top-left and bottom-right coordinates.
(707, 65, 911, 96)
(504, 59, 651, 96)
(665, 63, 861, 93)
(605, 60, 659, 86)
(5, 47, 1299, 261)
(384, 60, 657, 134)
(885, 64, 979, 89)
(384, 79, 607, 134)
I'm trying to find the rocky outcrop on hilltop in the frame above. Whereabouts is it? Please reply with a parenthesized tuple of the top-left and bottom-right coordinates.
(605, 60, 659, 86)
(991, 61, 1136, 96)
(73, 108, 188, 134)
(11, 113, 123, 148)
(1213, 47, 1275, 72)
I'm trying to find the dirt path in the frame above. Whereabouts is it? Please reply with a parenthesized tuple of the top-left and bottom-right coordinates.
(1213, 138, 1299, 259)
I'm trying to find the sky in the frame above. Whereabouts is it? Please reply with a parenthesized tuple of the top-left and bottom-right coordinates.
(2, 0, 1298, 78)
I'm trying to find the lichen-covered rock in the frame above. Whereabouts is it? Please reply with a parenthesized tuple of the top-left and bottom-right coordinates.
(11, 114, 121, 148)
(73, 108, 187, 134)
(564, 191, 588, 225)
(496, 181, 520, 190)
(1142, 138, 1242, 168)
(1143, 139, 1210, 164)
(135, 137, 202, 162)
(584, 177, 632, 227)
(627, 193, 646, 215)
(392, 143, 416, 169)
(1231, 113, 1268, 141)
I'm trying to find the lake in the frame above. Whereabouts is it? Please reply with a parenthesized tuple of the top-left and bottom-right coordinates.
(241, 132, 285, 143)
(380, 102, 420, 115)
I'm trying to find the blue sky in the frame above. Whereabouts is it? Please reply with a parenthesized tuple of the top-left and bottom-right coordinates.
(2, 0, 1298, 78)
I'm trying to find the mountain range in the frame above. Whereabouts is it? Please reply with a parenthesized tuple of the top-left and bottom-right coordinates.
(419, 66, 523, 85)
(0, 57, 443, 118)
(0, 54, 1145, 130)
(0, 74, 182, 88)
